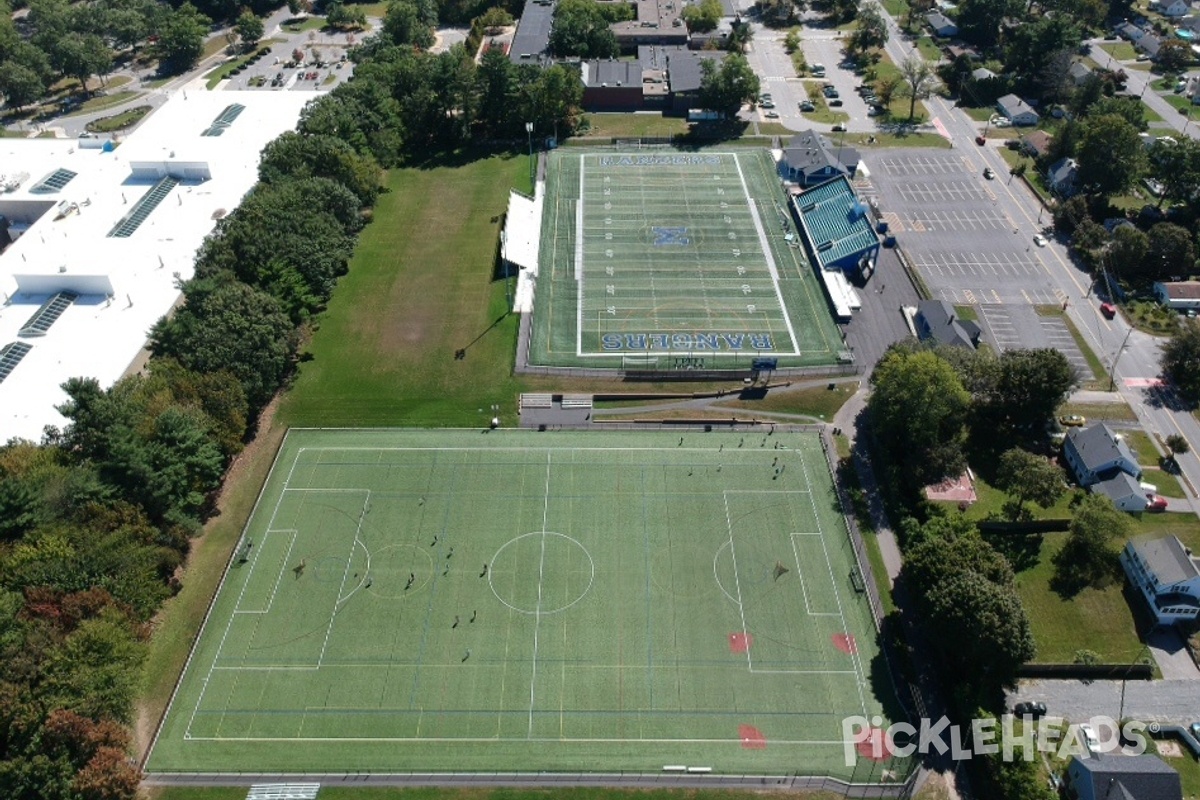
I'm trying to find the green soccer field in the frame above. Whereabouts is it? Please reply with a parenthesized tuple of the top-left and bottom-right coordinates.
(148, 429, 903, 780)
(527, 150, 847, 370)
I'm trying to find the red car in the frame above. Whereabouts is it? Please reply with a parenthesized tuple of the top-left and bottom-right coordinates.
(1100, 302, 1117, 320)
(1147, 495, 1169, 512)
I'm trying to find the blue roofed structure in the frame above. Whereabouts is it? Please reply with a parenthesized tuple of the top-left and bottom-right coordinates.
(791, 175, 880, 276)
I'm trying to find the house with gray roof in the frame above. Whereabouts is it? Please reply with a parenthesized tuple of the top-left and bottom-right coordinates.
(914, 300, 981, 349)
(1068, 61, 1093, 85)
(1137, 34, 1162, 58)
(1062, 422, 1141, 488)
(996, 93, 1039, 126)
(1048, 157, 1080, 196)
(791, 175, 880, 277)
(1153, 280, 1200, 311)
(1116, 20, 1148, 41)
(1093, 472, 1148, 512)
(1121, 535, 1200, 627)
(971, 66, 997, 81)
(1067, 753, 1181, 800)
(926, 10, 958, 36)
(780, 130, 861, 186)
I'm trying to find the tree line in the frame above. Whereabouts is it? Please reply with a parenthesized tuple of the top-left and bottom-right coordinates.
(0, 1, 572, 793)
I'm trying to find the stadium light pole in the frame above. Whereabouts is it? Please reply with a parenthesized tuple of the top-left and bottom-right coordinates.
(526, 122, 535, 190)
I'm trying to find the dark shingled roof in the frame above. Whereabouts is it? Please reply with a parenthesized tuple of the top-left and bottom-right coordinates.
(666, 48, 725, 94)
(914, 299, 981, 349)
(1130, 535, 1200, 585)
(1065, 422, 1138, 476)
(583, 60, 641, 88)
(510, 0, 554, 64)
(1070, 754, 1181, 800)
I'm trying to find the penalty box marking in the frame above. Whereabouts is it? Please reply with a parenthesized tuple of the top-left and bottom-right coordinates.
(574, 152, 800, 358)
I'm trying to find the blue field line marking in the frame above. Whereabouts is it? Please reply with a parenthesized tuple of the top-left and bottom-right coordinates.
(640, 465, 653, 710)
(407, 448, 457, 709)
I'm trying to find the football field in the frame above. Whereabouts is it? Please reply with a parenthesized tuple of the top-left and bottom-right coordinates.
(148, 429, 902, 780)
(527, 150, 846, 370)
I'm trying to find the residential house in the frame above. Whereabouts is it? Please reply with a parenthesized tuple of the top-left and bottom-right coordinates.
(1116, 20, 1148, 41)
(996, 93, 1039, 126)
(914, 300, 981, 349)
(1068, 61, 1093, 85)
(1047, 157, 1080, 196)
(1121, 536, 1200, 627)
(1153, 281, 1200, 311)
(1152, 0, 1191, 17)
(1020, 130, 1053, 158)
(780, 130, 861, 186)
(1062, 422, 1141, 488)
(971, 66, 997, 81)
(1094, 472, 1150, 512)
(1137, 34, 1163, 59)
(926, 10, 958, 36)
(1066, 753, 1182, 800)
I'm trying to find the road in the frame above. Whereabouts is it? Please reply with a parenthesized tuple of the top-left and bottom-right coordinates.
(1086, 39, 1199, 140)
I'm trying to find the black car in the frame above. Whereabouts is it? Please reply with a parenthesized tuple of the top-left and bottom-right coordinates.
(829, 99, 843, 106)
(1013, 701, 1047, 718)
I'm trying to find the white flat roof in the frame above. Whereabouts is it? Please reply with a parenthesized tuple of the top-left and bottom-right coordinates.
(0, 90, 313, 442)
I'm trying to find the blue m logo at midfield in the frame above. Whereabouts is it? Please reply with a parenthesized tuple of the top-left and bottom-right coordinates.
(652, 227, 689, 246)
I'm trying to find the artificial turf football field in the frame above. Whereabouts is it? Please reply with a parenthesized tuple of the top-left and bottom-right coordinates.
(148, 428, 899, 779)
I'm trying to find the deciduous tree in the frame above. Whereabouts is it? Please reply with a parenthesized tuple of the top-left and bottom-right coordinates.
(995, 448, 1065, 521)
(1076, 113, 1145, 196)
(698, 53, 760, 117)
(896, 56, 940, 121)
(234, 9, 264, 48)
(1053, 493, 1131, 594)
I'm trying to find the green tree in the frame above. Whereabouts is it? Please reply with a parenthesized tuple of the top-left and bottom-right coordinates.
(477, 6, 514, 32)
(326, 0, 368, 29)
(1004, 16, 1081, 92)
(258, 131, 383, 207)
(46, 32, 111, 96)
(149, 276, 296, 411)
(548, 0, 622, 58)
(476, 46, 518, 136)
(0, 60, 46, 109)
(155, 2, 211, 73)
(42, 609, 146, 722)
(995, 448, 1065, 521)
(1157, 38, 1191, 73)
(847, 3, 888, 55)
(896, 56, 939, 121)
(824, 0, 858, 24)
(234, 9, 264, 48)
(698, 53, 760, 117)
(1089, 94, 1148, 131)
(1166, 433, 1190, 463)
(1053, 493, 1131, 594)
(783, 28, 800, 53)
(983, 348, 1078, 434)
(1148, 137, 1200, 209)
(1144, 222, 1196, 283)
(957, 0, 1021, 45)
(682, 0, 722, 32)
(1109, 224, 1150, 283)
(382, 0, 435, 48)
(1163, 319, 1200, 404)
(1076, 113, 1145, 196)
(868, 346, 970, 489)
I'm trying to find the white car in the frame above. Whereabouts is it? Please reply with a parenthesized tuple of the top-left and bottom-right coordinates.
(990, 116, 1012, 127)
(1078, 723, 1100, 754)
(764, 111, 779, 118)
(1033, 234, 1048, 247)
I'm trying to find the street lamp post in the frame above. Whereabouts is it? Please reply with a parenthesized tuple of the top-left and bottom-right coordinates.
(1109, 325, 1135, 392)
(1117, 642, 1153, 726)
(525, 121, 535, 189)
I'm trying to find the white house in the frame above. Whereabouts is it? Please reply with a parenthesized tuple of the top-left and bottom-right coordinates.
(1047, 157, 1080, 196)
(1093, 472, 1149, 512)
(1062, 423, 1141, 487)
(1152, 0, 1191, 17)
(926, 10, 958, 37)
(1154, 281, 1200, 311)
(1121, 535, 1200, 627)
(1116, 21, 1148, 41)
(996, 94, 1039, 126)
(1067, 754, 1182, 800)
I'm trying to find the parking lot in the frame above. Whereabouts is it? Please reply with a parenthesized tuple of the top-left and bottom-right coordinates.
(977, 305, 1092, 378)
(864, 149, 1068, 316)
(215, 28, 362, 92)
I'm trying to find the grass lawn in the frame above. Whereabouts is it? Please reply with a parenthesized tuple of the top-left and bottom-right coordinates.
(85, 104, 152, 133)
(1152, 741, 1200, 799)
(148, 789, 845, 800)
(64, 90, 143, 115)
(578, 113, 689, 138)
(879, 0, 908, 15)
(1161, 92, 1194, 112)
(200, 34, 232, 62)
(801, 83, 850, 124)
(1099, 41, 1139, 60)
(961, 106, 995, 122)
(1057, 401, 1138, 422)
(1014, 532, 1146, 664)
(712, 381, 858, 420)
(915, 36, 943, 62)
(282, 15, 327, 32)
(938, 473, 1078, 523)
(953, 304, 979, 322)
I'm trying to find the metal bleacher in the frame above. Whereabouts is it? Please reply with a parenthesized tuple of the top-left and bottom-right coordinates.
(19, 291, 78, 338)
(244, 784, 321, 800)
(0, 341, 33, 384)
(108, 176, 179, 238)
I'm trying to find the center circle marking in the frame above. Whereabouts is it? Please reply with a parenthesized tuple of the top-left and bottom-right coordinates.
(488, 532, 595, 615)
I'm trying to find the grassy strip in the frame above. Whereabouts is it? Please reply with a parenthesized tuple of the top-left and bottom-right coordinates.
(149, 789, 845, 800)
(800, 82, 850, 124)
(953, 304, 978, 322)
(135, 422, 288, 757)
(283, 15, 327, 32)
(64, 91, 143, 116)
(712, 382, 857, 419)
(1058, 401, 1138, 422)
(1099, 41, 1138, 60)
(578, 113, 689, 138)
(86, 104, 152, 133)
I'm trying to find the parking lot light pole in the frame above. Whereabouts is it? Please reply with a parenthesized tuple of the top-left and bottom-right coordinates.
(1109, 325, 1135, 392)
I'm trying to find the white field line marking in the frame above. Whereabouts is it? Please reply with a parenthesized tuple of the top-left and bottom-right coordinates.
(575, 154, 585, 356)
(796, 451, 869, 718)
(317, 490, 370, 668)
(527, 453, 552, 737)
(732, 154, 798, 344)
(789, 533, 840, 617)
(723, 492, 754, 672)
(185, 452, 302, 739)
(180, 735, 857, 745)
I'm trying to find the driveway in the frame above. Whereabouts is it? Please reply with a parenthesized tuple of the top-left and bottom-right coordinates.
(1148, 628, 1200, 680)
